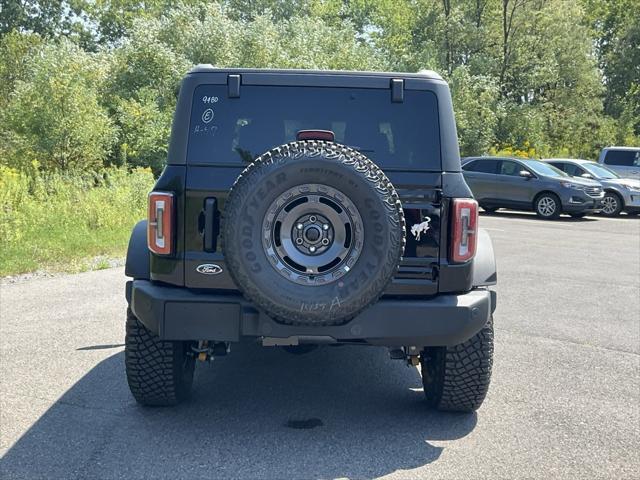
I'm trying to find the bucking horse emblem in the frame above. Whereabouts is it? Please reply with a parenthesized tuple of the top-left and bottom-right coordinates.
(410, 217, 431, 241)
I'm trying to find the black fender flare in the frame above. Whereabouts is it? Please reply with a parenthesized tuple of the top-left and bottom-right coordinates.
(125, 220, 150, 280)
(472, 228, 497, 287)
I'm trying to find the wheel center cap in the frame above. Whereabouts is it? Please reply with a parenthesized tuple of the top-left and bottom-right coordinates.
(304, 226, 321, 242)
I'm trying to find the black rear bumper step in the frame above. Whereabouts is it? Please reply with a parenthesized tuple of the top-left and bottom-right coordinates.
(127, 280, 495, 347)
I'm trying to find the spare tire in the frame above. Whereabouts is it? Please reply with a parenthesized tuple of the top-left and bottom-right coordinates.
(222, 140, 405, 326)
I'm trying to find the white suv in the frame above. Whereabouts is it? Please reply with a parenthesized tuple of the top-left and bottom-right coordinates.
(598, 147, 640, 179)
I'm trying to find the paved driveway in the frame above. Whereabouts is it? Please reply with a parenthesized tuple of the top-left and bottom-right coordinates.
(1, 212, 638, 479)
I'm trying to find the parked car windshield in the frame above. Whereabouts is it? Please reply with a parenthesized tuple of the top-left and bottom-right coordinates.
(581, 162, 620, 179)
(523, 159, 568, 178)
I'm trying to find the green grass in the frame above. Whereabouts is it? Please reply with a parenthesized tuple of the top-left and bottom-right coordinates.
(0, 166, 154, 276)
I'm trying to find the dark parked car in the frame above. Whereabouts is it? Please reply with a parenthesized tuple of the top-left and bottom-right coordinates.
(545, 158, 640, 216)
(461, 156, 604, 219)
(598, 147, 640, 179)
(124, 67, 497, 412)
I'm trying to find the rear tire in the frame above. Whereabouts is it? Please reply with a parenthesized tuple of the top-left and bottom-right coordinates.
(601, 192, 623, 217)
(534, 193, 561, 219)
(125, 309, 195, 406)
(421, 316, 494, 412)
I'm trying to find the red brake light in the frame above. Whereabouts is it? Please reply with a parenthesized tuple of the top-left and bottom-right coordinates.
(148, 192, 174, 255)
(296, 130, 335, 142)
(450, 198, 478, 263)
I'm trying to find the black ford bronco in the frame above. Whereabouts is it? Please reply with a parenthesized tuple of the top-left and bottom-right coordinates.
(124, 67, 497, 412)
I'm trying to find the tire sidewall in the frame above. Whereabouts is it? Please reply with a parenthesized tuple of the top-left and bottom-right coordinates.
(223, 146, 403, 325)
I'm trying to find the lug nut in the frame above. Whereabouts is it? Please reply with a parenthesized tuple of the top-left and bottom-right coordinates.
(309, 215, 317, 222)
(309, 246, 316, 253)
(295, 238, 303, 245)
(321, 238, 329, 245)
(297, 223, 304, 230)
(322, 224, 329, 230)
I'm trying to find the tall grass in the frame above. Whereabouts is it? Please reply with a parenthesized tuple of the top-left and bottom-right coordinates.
(0, 166, 155, 276)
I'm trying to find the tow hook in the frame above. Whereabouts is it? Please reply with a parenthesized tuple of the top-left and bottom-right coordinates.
(191, 341, 230, 362)
(389, 346, 421, 366)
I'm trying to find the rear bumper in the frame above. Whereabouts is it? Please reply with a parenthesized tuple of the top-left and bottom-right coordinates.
(127, 280, 496, 347)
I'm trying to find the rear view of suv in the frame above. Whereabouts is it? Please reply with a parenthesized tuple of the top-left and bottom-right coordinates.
(124, 67, 497, 412)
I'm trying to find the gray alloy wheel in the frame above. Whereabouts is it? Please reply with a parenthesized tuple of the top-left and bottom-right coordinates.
(601, 192, 623, 217)
(263, 183, 364, 286)
(535, 193, 561, 219)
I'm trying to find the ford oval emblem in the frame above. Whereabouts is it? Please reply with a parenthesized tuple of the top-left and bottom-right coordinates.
(196, 264, 223, 275)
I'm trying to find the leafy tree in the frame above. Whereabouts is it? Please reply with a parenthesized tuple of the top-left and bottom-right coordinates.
(1, 40, 116, 171)
(450, 66, 500, 156)
(140, 2, 385, 70)
(81, 0, 205, 46)
(0, 0, 94, 46)
(103, 18, 191, 169)
(1, 0, 70, 37)
(1, 0, 638, 171)
(587, 0, 640, 141)
(0, 30, 42, 108)
(114, 88, 173, 173)
(223, 0, 313, 21)
(106, 19, 190, 103)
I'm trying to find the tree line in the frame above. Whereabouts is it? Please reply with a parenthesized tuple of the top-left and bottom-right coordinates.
(1, 0, 638, 175)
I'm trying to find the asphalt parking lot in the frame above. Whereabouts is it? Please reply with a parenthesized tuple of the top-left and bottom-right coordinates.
(1, 212, 639, 479)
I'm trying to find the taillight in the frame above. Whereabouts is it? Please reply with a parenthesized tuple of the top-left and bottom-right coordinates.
(148, 192, 174, 255)
(450, 198, 478, 263)
(296, 129, 335, 141)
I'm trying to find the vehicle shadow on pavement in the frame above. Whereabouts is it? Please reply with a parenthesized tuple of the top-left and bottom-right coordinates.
(1, 343, 477, 479)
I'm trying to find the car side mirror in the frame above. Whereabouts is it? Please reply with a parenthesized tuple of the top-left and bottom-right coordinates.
(519, 170, 532, 179)
(581, 173, 593, 179)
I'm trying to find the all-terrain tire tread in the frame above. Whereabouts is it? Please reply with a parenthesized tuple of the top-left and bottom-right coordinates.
(125, 309, 193, 406)
(422, 316, 494, 412)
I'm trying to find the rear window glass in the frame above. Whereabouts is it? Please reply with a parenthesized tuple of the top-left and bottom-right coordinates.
(187, 85, 441, 170)
(604, 149, 640, 167)
(463, 159, 498, 173)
